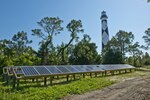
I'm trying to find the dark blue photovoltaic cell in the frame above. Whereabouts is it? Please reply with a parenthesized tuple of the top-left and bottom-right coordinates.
(46, 66, 62, 74)
(98, 64, 135, 71)
(72, 66, 86, 72)
(99, 65, 115, 70)
(86, 65, 103, 71)
(15, 69, 23, 74)
(34, 67, 51, 75)
(22, 67, 39, 76)
(65, 66, 79, 73)
(80, 65, 91, 72)
(123, 64, 135, 68)
(56, 66, 71, 73)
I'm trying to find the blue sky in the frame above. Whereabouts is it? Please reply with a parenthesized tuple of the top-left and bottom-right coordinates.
(0, 0, 150, 53)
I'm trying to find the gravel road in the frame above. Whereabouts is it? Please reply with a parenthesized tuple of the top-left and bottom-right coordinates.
(63, 76, 150, 100)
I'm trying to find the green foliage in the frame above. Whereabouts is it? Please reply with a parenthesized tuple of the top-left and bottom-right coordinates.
(102, 30, 135, 64)
(70, 34, 101, 64)
(102, 48, 123, 64)
(57, 19, 84, 64)
(115, 30, 134, 61)
(32, 17, 63, 65)
(142, 28, 150, 50)
(0, 32, 40, 72)
(0, 77, 114, 100)
(128, 42, 143, 67)
(142, 52, 150, 65)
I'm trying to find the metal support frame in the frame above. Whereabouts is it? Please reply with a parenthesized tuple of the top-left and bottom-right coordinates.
(90, 73, 92, 78)
(83, 74, 85, 78)
(2, 65, 136, 89)
(44, 77, 47, 86)
(50, 76, 53, 86)
(66, 75, 69, 81)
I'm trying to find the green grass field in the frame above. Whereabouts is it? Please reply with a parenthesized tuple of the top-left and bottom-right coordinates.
(0, 66, 150, 100)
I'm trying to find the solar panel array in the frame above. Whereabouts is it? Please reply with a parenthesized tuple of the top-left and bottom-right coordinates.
(8, 64, 135, 77)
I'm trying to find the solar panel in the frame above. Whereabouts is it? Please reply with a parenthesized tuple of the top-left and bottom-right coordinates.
(80, 65, 92, 72)
(34, 66, 51, 75)
(65, 66, 79, 73)
(72, 66, 87, 72)
(15, 69, 23, 74)
(56, 66, 71, 73)
(12, 64, 135, 78)
(101, 65, 118, 70)
(86, 65, 103, 71)
(124, 64, 135, 68)
(21, 67, 39, 76)
(98, 64, 135, 71)
(45, 66, 62, 74)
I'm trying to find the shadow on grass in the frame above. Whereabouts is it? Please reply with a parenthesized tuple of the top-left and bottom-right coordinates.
(13, 78, 81, 91)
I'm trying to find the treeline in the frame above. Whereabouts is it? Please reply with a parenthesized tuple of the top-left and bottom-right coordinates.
(0, 17, 101, 68)
(102, 30, 150, 67)
(0, 17, 149, 70)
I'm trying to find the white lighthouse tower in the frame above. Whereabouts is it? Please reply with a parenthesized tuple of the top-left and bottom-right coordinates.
(100, 11, 109, 51)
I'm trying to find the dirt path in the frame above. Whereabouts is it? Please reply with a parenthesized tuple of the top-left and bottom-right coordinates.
(63, 76, 150, 100)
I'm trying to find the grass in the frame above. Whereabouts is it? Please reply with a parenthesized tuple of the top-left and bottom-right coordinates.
(143, 65, 150, 69)
(0, 66, 150, 100)
(0, 77, 115, 100)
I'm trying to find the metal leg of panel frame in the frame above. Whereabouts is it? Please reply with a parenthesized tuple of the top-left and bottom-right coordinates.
(119, 70, 121, 74)
(32, 78, 35, 82)
(90, 73, 92, 78)
(83, 74, 85, 78)
(125, 69, 127, 73)
(17, 80, 20, 90)
(130, 69, 132, 72)
(95, 73, 97, 77)
(73, 74, 76, 80)
(12, 75, 16, 89)
(50, 76, 53, 86)
(44, 77, 47, 86)
(66, 75, 69, 81)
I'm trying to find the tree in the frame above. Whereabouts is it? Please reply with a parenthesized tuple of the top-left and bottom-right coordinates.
(142, 52, 150, 65)
(102, 30, 134, 64)
(11, 31, 40, 66)
(12, 31, 32, 56)
(32, 17, 63, 65)
(0, 39, 14, 67)
(114, 30, 134, 63)
(102, 37, 123, 64)
(69, 34, 101, 65)
(128, 42, 143, 66)
(57, 19, 84, 64)
(115, 30, 134, 55)
(142, 28, 150, 50)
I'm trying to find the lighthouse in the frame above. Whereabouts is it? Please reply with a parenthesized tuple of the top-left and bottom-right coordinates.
(100, 11, 109, 51)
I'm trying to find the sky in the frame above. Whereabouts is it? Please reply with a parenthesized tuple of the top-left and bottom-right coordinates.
(0, 0, 150, 54)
